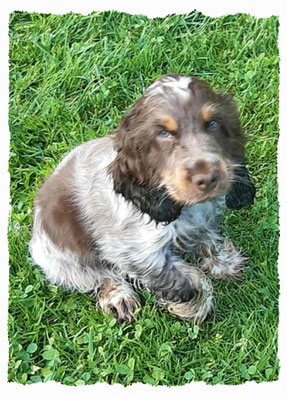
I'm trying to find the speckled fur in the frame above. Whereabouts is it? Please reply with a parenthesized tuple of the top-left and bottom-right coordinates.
(30, 74, 254, 323)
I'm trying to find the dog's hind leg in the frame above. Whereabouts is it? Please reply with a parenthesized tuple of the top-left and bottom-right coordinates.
(29, 229, 106, 293)
(30, 230, 140, 322)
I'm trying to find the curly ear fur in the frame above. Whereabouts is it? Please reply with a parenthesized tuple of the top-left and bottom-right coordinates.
(226, 157, 256, 209)
(216, 97, 255, 209)
(109, 101, 156, 187)
(110, 160, 182, 223)
(109, 106, 182, 223)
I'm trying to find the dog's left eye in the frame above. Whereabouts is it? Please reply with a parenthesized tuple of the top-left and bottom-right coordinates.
(158, 130, 172, 139)
(206, 119, 220, 131)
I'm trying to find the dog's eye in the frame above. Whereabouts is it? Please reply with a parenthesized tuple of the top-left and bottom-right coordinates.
(158, 130, 172, 139)
(207, 119, 220, 131)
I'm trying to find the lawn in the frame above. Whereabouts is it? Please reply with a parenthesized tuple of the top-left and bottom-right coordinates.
(8, 11, 279, 386)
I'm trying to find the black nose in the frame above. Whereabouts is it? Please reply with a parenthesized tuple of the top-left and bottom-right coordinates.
(191, 170, 219, 192)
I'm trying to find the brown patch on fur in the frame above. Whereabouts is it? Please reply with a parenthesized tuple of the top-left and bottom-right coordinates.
(201, 103, 216, 122)
(35, 157, 92, 254)
(100, 280, 117, 298)
(161, 115, 178, 131)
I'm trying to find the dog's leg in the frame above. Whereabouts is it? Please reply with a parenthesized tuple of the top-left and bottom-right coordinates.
(98, 279, 140, 323)
(30, 231, 106, 293)
(177, 202, 246, 281)
(121, 253, 214, 324)
(197, 238, 246, 280)
(30, 230, 140, 323)
(154, 260, 214, 324)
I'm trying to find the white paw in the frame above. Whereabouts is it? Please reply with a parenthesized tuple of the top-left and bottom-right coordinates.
(200, 239, 246, 280)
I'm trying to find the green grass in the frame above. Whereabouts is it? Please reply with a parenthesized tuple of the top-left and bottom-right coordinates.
(8, 11, 279, 386)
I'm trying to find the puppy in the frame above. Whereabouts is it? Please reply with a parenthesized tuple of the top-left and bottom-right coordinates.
(29, 74, 255, 323)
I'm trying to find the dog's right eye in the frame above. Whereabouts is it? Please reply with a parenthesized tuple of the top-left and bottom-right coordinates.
(206, 119, 220, 131)
(158, 130, 172, 139)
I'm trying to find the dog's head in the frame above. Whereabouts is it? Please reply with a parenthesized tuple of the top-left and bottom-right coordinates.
(109, 74, 255, 221)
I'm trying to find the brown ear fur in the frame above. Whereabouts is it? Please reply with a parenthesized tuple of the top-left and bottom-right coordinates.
(108, 103, 182, 223)
(109, 100, 156, 188)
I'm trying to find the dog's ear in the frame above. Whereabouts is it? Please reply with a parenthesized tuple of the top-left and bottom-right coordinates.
(109, 101, 152, 188)
(109, 148, 147, 191)
(109, 107, 182, 223)
(226, 157, 256, 210)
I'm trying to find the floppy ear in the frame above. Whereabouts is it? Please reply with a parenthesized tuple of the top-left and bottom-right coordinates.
(226, 157, 256, 210)
(108, 107, 182, 223)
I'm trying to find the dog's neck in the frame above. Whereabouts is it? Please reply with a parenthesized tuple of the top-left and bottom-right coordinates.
(113, 179, 183, 224)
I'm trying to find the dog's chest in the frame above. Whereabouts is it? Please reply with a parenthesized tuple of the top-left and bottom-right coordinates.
(161, 198, 224, 251)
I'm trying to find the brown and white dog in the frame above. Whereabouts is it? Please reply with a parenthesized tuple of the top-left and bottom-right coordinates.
(29, 74, 255, 323)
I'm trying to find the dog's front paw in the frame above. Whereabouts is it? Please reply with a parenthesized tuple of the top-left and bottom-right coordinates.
(154, 266, 198, 303)
(199, 239, 246, 280)
(98, 280, 140, 323)
(155, 264, 214, 324)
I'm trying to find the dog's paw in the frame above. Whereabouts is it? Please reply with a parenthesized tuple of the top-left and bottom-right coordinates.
(199, 239, 246, 281)
(155, 265, 214, 324)
(154, 266, 199, 303)
(98, 281, 140, 323)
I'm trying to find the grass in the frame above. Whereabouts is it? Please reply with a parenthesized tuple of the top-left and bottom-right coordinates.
(8, 11, 279, 386)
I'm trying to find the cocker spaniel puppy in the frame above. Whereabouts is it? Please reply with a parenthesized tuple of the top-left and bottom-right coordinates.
(30, 74, 255, 324)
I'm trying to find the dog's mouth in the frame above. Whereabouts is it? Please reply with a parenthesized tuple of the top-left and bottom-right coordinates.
(160, 165, 232, 205)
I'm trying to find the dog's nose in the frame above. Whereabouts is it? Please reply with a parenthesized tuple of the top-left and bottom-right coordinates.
(191, 170, 219, 192)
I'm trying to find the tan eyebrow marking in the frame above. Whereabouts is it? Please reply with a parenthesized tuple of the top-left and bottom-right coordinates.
(202, 104, 217, 122)
(160, 115, 178, 131)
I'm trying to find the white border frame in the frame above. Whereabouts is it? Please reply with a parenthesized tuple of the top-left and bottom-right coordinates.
(1, 1, 286, 397)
